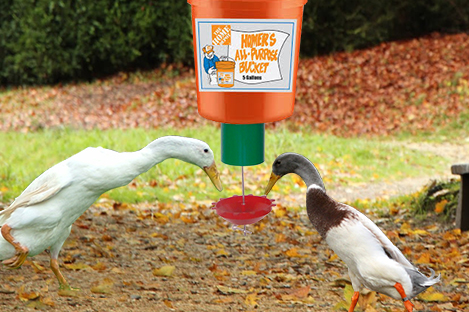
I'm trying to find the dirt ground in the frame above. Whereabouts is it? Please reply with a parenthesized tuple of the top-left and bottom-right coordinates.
(0, 196, 467, 312)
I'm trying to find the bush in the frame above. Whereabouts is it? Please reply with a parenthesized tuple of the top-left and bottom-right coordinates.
(0, 0, 467, 85)
(0, 0, 192, 85)
(301, 0, 469, 56)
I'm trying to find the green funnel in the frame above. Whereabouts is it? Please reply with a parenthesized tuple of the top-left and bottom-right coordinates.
(221, 123, 264, 166)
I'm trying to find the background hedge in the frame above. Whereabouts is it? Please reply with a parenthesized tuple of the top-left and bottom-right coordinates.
(0, 0, 467, 85)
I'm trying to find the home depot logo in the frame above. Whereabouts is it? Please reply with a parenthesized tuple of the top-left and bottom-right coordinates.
(212, 25, 231, 45)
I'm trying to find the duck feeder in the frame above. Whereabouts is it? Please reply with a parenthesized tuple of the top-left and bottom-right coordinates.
(212, 195, 275, 225)
(188, 0, 307, 166)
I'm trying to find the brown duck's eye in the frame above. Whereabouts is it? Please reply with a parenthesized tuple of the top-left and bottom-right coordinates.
(204, 149, 209, 153)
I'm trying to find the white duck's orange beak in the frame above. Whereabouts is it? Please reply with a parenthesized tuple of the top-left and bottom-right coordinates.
(203, 161, 223, 191)
(264, 172, 281, 195)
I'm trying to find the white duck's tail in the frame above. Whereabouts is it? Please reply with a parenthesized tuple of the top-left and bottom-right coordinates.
(405, 267, 441, 298)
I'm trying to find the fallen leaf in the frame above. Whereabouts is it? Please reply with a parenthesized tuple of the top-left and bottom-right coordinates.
(434, 199, 448, 214)
(153, 265, 176, 277)
(245, 294, 258, 306)
(90, 278, 114, 294)
(63, 262, 93, 271)
(419, 290, 450, 302)
(58, 289, 80, 298)
(163, 299, 174, 308)
(241, 270, 257, 276)
(17, 286, 40, 302)
(216, 285, 248, 295)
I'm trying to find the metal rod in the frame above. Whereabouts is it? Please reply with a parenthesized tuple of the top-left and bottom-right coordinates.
(242, 166, 245, 205)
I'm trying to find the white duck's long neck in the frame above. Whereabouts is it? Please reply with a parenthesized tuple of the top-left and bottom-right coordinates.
(135, 136, 192, 173)
(100, 136, 193, 191)
(294, 158, 326, 191)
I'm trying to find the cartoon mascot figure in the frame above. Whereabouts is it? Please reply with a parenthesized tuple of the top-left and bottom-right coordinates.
(203, 45, 220, 85)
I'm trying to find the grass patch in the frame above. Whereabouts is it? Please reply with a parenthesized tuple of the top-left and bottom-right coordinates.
(349, 179, 460, 222)
(0, 126, 451, 205)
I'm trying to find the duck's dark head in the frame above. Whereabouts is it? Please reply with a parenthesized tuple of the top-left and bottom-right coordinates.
(264, 153, 325, 195)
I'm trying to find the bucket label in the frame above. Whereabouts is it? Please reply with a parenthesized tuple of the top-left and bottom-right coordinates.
(195, 19, 297, 92)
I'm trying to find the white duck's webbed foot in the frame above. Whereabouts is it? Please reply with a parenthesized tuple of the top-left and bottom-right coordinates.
(1, 224, 29, 269)
(231, 224, 251, 235)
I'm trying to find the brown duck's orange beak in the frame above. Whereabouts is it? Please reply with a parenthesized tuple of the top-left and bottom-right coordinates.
(203, 161, 223, 191)
(264, 172, 281, 195)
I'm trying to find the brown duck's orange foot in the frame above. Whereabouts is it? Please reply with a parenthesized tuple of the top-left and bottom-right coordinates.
(403, 299, 414, 312)
(394, 282, 414, 312)
(348, 291, 360, 312)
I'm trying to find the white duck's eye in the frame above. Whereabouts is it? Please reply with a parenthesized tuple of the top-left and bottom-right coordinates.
(204, 149, 209, 153)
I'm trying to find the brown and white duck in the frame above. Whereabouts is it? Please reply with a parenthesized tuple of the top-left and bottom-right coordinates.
(264, 152, 440, 312)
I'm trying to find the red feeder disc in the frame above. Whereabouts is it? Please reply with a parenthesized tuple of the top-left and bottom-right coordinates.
(212, 194, 276, 226)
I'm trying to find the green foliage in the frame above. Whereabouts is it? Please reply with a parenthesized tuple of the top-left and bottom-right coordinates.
(0, 0, 192, 85)
(411, 179, 460, 219)
(0, 0, 468, 84)
(301, 0, 469, 56)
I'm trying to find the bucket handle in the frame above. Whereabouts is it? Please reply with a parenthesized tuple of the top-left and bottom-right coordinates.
(219, 56, 235, 63)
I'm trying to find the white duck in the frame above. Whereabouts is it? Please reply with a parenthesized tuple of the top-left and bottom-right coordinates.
(0, 136, 222, 291)
(264, 153, 440, 312)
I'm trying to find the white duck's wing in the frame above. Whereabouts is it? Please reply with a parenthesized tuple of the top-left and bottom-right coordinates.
(344, 203, 415, 269)
(0, 161, 73, 224)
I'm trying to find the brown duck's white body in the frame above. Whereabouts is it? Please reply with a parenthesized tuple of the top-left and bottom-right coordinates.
(265, 153, 440, 312)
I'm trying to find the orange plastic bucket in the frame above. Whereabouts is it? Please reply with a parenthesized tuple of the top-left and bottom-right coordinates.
(188, 0, 307, 124)
(216, 61, 235, 88)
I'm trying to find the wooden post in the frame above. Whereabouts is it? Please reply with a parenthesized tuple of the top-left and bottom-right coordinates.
(451, 164, 469, 231)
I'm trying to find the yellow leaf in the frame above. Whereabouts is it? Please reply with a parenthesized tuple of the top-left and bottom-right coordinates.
(58, 289, 80, 297)
(358, 290, 377, 309)
(31, 261, 46, 273)
(434, 199, 448, 214)
(399, 222, 412, 235)
(241, 270, 257, 276)
(245, 294, 258, 306)
(41, 296, 55, 307)
(419, 290, 450, 302)
(274, 206, 287, 218)
(285, 247, 301, 257)
(180, 214, 197, 224)
(216, 285, 248, 295)
(275, 233, 287, 243)
(17, 286, 40, 301)
(334, 284, 354, 310)
(415, 253, 431, 264)
(215, 249, 230, 257)
(153, 265, 176, 277)
(63, 262, 92, 271)
(411, 229, 429, 236)
(92, 262, 107, 271)
(213, 297, 234, 304)
(163, 299, 174, 308)
(90, 278, 114, 294)
(153, 213, 169, 224)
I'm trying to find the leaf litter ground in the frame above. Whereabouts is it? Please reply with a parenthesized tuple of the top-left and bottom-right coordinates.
(0, 201, 467, 311)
